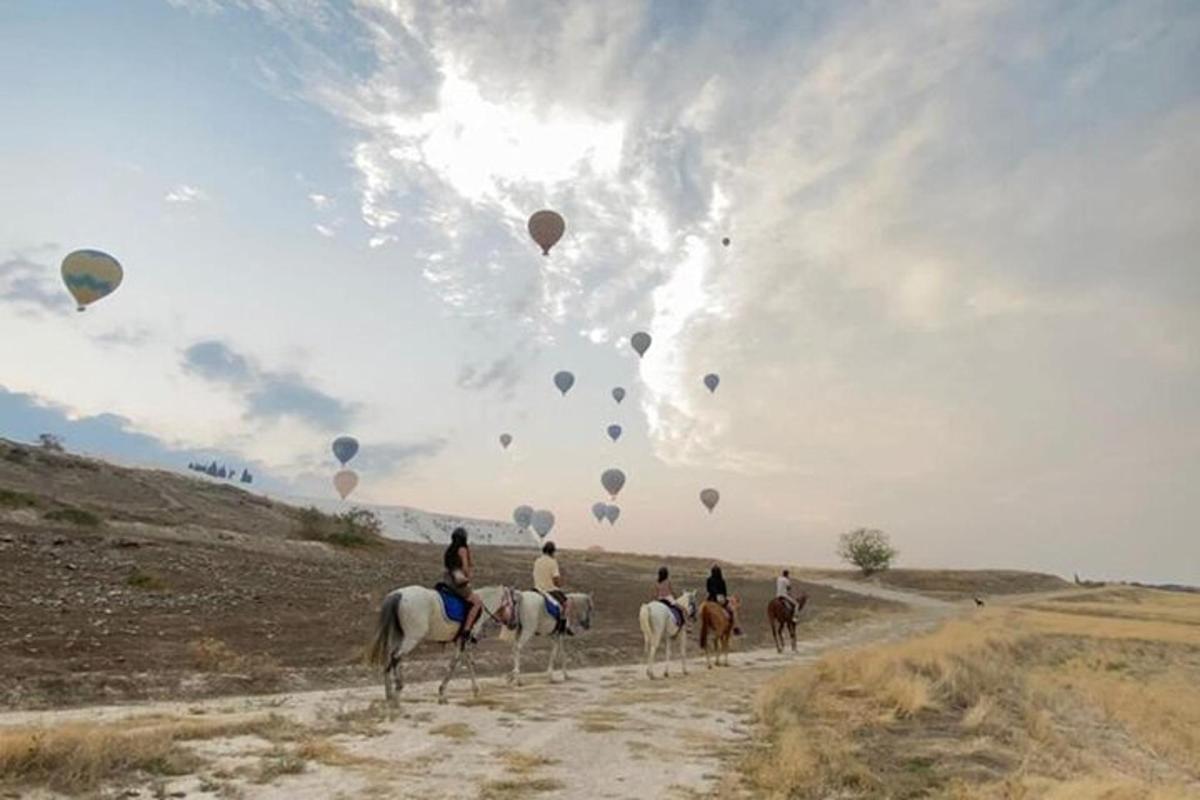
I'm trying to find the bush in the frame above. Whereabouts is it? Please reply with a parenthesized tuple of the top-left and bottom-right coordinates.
(0, 489, 38, 509)
(43, 508, 102, 527)
(295, 507, 383, 548)
(37, 434, 64, 452)
(838, 528, 897, 576)
(126, 567, 168, 591)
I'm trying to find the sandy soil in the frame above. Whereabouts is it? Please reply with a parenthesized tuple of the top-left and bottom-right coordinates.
(3, 581, 960, 800)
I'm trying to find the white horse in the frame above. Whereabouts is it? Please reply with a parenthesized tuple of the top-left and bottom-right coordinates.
(638, 590, 699, 679)
(507, 591, 594, 685)
(367, 584, 510, 704)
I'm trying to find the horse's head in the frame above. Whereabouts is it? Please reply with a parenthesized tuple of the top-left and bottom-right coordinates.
(681, 590, 699, 621)
(571, 593, 594, 631)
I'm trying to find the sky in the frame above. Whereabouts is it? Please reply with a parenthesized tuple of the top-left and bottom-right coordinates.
(1, 1, 1197, 584)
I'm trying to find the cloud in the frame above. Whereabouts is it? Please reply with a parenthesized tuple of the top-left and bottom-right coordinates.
(182, 340, 354, 429)
(0, 256, 70, 314)
(352, 439, 447, 473)
(313, 223, 335, 237)
(164, 184, 206, 204)
(456, 352, 526, 399)
(0, 385, 283, 488)
(308, 193, 333, 209)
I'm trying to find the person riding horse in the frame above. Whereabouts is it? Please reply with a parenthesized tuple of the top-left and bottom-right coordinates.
(777, 569, 800, 620)
(533, 540, 573, 635)
(443, 527, 483, 643)
(653, 566, 684, 623)
(706, 565, 742, 635)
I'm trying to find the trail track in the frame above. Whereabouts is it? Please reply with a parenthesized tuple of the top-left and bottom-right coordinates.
(5, 581, 972, 800)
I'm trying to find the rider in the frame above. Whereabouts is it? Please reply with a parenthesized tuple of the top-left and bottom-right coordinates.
(443, 527, 483, 643)
(533, 540, 572, 635)
(653, 566, 684, 624)
(705, 565, 742, 635)
(777, 569, 801, 620)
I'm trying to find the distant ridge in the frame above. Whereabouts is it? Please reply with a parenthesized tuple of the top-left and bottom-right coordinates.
(276, 494, 539, 548)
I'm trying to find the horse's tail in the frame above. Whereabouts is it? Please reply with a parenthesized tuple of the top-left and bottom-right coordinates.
(638, 603, 652, 645)
(699, 604, 710, 650)
(368, 591, 403, 668)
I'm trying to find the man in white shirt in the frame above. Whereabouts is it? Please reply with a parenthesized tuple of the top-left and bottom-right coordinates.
(776, 569, 798, 620)
(533, 541, 571, 635)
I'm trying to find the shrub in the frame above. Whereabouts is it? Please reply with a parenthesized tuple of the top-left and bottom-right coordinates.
(295, 507, 383, 548)
(126, 567, 168, 591)
(0, 489, 38, 509)
(838, 528, 897, 576)
(43, 508, 102, 527)
(37, 434, 65, 452)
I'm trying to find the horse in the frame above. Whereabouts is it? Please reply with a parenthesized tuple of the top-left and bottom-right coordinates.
(638, 590, 698, 679)
(699, 595, 741, 668)
(767, 591, 808, 653)
(367, 584, 512, 704)
(507, 591, 594, 685)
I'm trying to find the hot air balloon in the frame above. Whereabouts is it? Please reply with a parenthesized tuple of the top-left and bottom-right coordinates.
(553, 370, 575, 396)
(703, 373, 720, 393)
(531, 509, 556, 538)
(332, 436, 359, 466)
(607, 424, 622, 443)
(61, 249, 123, 312)
(605, 504, 620, 524)
(591, 502, 607, 523)
(513, 505, 534, 530)
(700, 488, 720, 513)
(499, 433, 513, 449)
(612, 387, 626, 404)
(333, 469, 359, 500)
(601, 468, 626, 499)
(527, 210, 565, 255)
(630, 331, 652, 358)
(721, 237, 730, 247)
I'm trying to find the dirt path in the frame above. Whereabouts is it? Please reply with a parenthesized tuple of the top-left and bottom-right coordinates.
(7, 585, 962, 800)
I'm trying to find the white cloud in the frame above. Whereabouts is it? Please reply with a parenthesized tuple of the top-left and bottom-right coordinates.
(308, 192, 332, 209)
(313, 223, 335, 238)
(164, 184, 206, 204)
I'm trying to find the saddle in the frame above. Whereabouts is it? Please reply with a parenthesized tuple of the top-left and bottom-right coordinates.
(434, 582, 468, 624)
(657, 598, 684, 628)
(535, 590, 563, 620)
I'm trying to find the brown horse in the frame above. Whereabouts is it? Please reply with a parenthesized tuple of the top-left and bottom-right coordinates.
(768, 592, 808, 653)
(699, 596, 740, 668)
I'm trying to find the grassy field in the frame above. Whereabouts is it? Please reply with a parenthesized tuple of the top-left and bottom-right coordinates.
(742, 586, 1200, 798)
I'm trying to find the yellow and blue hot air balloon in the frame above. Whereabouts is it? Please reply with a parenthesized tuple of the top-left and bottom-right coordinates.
(61, 249, 123, 312)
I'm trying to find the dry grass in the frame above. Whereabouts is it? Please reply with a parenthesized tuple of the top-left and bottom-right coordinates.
(0, 713, 299, 793)
(478, 775, 566, 799)
(429, 721, 474, 740)
(743, 588, 1200, 799)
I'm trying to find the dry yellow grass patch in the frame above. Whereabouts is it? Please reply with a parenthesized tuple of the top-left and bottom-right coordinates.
(429, 721, 474, 740)
(0, 713, 298, 794)
(294, 737, 383, 768)
(742, 589, 1200, 799)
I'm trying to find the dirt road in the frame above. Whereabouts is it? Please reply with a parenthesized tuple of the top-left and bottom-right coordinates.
(6, 581, 963, 800)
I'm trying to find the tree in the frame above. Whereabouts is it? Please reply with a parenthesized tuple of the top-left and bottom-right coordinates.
(837, 528, 897, 576)
(37, 433, 65, 452)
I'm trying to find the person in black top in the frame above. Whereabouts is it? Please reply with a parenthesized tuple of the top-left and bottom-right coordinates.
(705, 564, 742, 635)
(443, 528, 483, 642)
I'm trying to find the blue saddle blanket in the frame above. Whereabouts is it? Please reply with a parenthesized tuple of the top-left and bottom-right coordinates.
(543, 594, 562, 620)
(435, 584, 468, 623)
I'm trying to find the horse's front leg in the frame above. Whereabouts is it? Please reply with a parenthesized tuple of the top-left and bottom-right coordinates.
(546, 636, 560, 682)
(679, 630, 688, 676)
(645, 631, 657, 680)
(510, 634, 524, 686)
(438, 644, 464, 704)
(560, 636, 571, 682)
(663, 632, 672, 678)
(790, 622, 797, 653)
(465, 647, 480, 696)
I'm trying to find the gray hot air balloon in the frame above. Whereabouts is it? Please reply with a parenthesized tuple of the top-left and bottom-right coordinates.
(703, 373, 720, 393)
(531, 509, 556, 538)
(700, 488, 720, 513)
(601, 468, 626, 499)
(591, 502, 607, 523)
(528, 210, 565, 256)
(721, 237, 730, 247)
(332, 436, 359, 466)
(630, 331, 652, 358)
(499, 433, 513, 449)
(605, 504, 620, 524)
(607, 424, 622, 443)
(553, 370, 575, 396)
(513, 505, 534, 530)
(612, 386, 626, 404)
